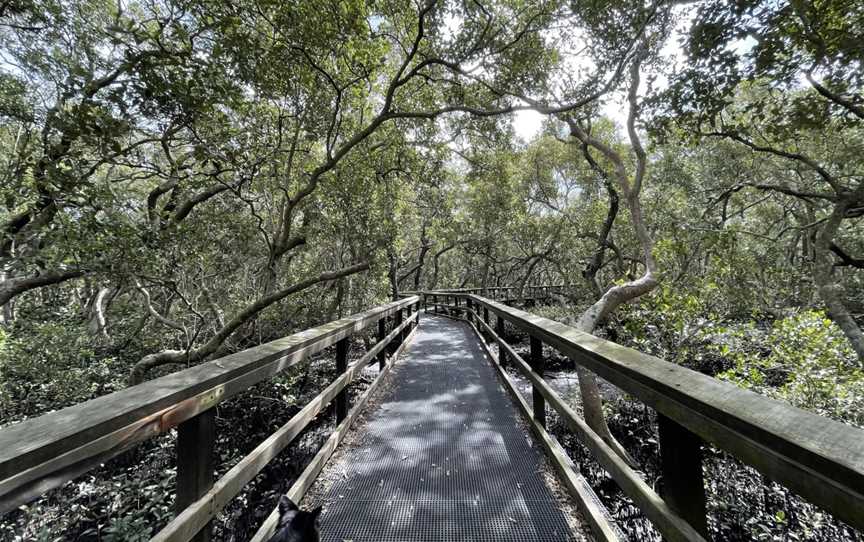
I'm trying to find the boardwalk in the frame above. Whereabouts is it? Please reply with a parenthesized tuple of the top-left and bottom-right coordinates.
(316, 315, 579, 541)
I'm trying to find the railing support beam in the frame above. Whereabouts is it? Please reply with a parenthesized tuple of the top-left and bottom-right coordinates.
(335, 337, 349, 423)
(176, 409, 216, 542)
(496, 316, 507, 367)
(377, 318, 387, 370)
(483, 307, 490, 341)
(396, 309, 405, 348)
(530, 335, 546, 428)
(658, 414, 708, 538)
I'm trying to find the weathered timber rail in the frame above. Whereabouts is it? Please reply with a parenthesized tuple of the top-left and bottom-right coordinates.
(426, 290, 864, 542)
(409, 284, 574, 308)
(0, 296, 421, 541)
(3, 285, 862, 542)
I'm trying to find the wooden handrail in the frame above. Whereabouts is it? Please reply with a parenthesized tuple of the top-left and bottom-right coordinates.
(471, 311, 703, 541)
(247, 318, 418, 542)
(422, 284, 567, 294)
(0, 296, 420, 518)
(429, 292, 864, 536)
(152, 311, 419, 541)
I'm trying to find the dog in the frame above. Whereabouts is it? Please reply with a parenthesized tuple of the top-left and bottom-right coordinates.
(265, 495, 322, 542)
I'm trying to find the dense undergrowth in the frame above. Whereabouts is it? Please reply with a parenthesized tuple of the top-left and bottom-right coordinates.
(0, 326, 376, 542)
(2, 295, 863, 541)
(520, 298, 864, 541)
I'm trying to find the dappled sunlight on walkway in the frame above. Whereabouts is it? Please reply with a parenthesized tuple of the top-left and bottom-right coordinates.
(318, 316, 577, 541)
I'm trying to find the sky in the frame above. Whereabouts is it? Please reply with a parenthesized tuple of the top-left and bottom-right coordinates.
(511, 4, 699, 142)
(511, 101, 630, 141)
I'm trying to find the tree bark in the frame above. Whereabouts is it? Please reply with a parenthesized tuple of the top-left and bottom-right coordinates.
(579, 139, 620, 295)
(87, 287, 112, 340)
(0, 268, 86, 307)
(413, 228, 431, 290)
(430, 244, 455, 289)
(813, 203, 864, 364)
(566, 49, 658, 466)
(388, 249, 399, 301)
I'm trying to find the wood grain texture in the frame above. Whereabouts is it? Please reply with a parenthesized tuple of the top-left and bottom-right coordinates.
(151, 311, 418, 542)
(0, 297, 419, 515)
(471, 313, 705, 542)
(530, 335, 546, 428)
(249, 324, 419, 542)
(335, 337, 349, 423)
(175, 410, 216, 542)
(658, 414, 708, 537)
(468, 294, 864, 532)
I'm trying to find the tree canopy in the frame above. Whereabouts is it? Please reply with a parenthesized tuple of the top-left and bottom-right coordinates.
(1, 0, 863, 539)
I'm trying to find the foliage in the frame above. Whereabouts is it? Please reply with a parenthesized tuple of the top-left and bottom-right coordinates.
(0, 0, 862, 540)
(0, 317, 127, 422)
(716, 310, 864, 427)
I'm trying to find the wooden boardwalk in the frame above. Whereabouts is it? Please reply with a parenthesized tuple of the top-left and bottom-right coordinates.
(3, 290, 862, 541)
(314, 315, 580, 541)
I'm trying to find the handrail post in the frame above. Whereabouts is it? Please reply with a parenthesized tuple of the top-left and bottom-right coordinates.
(483, 308, 489, 340)
(466, 298, 473, 323)
(529, 335, 546, 427)
(496, 316, 507, 367)
(377, 317, 387, 370)
(658, 414, 708, 538)
(396, 308, 405, 346)
(335, 337, 349, 423)
(176, 409, 216, 542)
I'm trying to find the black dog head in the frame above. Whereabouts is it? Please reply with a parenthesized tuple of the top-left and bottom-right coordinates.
(266, 495, 322, 542)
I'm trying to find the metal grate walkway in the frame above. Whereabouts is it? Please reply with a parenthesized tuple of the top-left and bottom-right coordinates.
(317, 315, 578, 541)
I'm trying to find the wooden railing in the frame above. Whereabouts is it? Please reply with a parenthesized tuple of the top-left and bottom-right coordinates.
(413, 284, 571, 307)
(426, 291, 864, 542)
(0, 296, 421, 541)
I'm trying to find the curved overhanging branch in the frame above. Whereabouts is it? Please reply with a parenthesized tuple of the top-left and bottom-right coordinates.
(0, 268, 86, 307)
(129, 261, 371, 384)
(570, 49, 659, 333)
(563, 47, 659, 467)
(805, 59, 864, 121)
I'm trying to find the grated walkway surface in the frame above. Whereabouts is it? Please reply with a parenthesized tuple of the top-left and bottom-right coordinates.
(318, 315, 577, 541)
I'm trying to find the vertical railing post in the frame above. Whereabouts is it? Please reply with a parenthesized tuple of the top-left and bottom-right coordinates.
(335, 336, 349, 423)
(176, 410, 216, 542)
(377, 317, 387, 370)
(396, 307, 405, 346)
(496, 316, 507, 367)
(529, 335, 546, 427)
(658, 414, 709, 538)
(466, 298, 473, 324)
(483, 307, 489, 340)
(385, 315, 396, 356)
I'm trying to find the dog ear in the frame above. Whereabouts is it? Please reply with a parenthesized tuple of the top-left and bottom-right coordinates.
(278, 495, 298, 516)
(309, 506, 323, 525)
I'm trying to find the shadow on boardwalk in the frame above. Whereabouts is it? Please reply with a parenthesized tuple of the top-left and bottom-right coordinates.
(315, 315, 578, 541)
